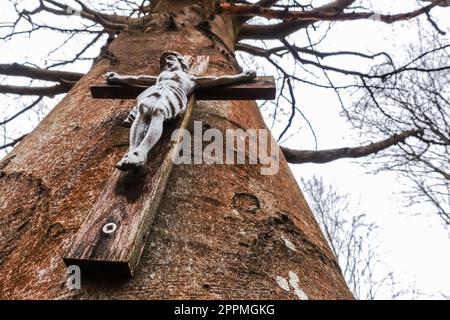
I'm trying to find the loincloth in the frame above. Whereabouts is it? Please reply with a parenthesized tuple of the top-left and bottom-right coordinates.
(135, 82, 188, 119)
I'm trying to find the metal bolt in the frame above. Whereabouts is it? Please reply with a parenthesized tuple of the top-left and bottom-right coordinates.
(102, 222, 117, 234)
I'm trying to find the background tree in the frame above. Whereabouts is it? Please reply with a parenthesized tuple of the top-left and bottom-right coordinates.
(0, 0, 448, 299)
(301, 175, 411, 299)
(348, 36, 450, 225)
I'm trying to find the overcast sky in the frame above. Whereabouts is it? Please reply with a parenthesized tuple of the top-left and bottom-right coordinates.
(1, 0, 449, 299)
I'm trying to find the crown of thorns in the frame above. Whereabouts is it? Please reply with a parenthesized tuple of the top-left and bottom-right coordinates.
(160, 50, 188, 71)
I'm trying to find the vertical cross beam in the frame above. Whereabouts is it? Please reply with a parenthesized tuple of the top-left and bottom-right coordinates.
(63, 97, 196, 277)
(63, 57, 208, 277)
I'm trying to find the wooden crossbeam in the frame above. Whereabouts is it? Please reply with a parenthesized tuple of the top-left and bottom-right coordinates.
(90, 76, 276, 100)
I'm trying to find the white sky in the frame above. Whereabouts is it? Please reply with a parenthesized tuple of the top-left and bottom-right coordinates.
(1, 0, 449, 299)
(279, 3, 450, 298)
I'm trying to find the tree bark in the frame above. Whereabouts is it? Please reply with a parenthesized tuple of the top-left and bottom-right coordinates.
(0, 1, 353, 299)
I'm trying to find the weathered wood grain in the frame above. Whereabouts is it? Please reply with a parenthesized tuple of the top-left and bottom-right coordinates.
(63, 96, 196, 277)
(90, 76, 276, 100)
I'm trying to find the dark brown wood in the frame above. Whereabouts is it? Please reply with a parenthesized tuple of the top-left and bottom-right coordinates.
(90, 76, 276, 100)
(63, 96, 196, 277)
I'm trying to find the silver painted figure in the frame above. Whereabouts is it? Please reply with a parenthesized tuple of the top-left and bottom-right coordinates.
(105, 50, 256, 171)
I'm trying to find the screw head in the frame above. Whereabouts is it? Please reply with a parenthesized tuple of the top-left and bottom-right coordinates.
(102, 222, 117, 234)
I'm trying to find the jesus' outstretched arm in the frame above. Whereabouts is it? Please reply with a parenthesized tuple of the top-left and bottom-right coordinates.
(104, 72, 158, 86)
(194, 71, 256, 88)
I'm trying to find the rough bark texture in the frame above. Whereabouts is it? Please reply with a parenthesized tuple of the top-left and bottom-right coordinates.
(0, 1, 353, 299)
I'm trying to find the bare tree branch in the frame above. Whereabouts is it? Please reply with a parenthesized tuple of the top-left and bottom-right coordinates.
(237, 0, 357, 39)
(0, 133, 27, 150)
(0, 83, 73, 96)
(233, 0, 281, 25)
(0, 97, 43, 126)
(301, 176, 408, 299)
(27, 0, 131, 31)
(282, 129, 423, 164)
(236, 42, 393, 62)
(223, 1, 443, 23)
(0, 64, 83, 82)
(46, 32, 103, 68)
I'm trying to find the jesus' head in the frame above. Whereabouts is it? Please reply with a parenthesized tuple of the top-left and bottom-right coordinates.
(160, 51, 188, 72)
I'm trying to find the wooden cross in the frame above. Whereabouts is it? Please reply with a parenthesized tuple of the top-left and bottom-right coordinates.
(63, 55, 275, 277)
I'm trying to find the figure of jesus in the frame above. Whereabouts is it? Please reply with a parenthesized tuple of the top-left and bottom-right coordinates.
(105, 50, 256, 171)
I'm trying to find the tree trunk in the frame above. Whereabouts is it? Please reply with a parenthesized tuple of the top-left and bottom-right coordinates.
(0, 1, 353, 299)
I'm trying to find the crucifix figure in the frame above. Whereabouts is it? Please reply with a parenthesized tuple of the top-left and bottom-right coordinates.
(63, 52, 275, 277)
(104, 50, 256, 171)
